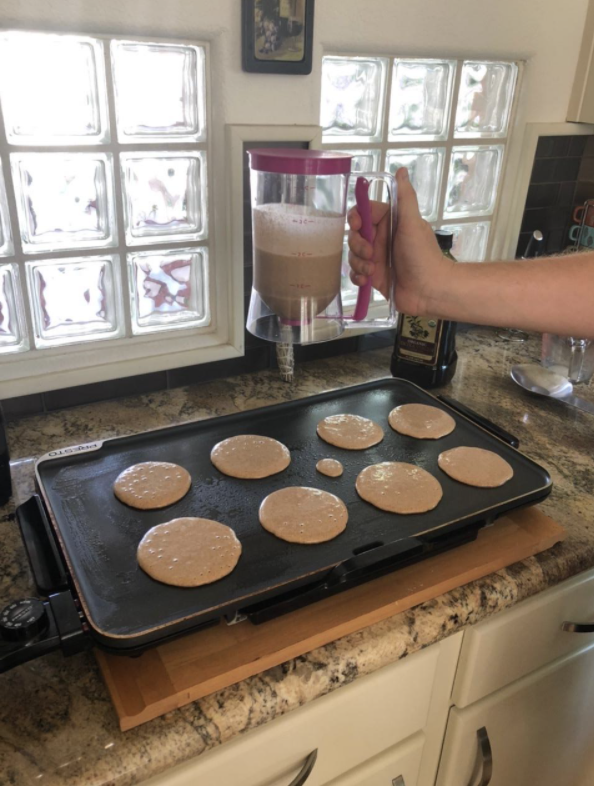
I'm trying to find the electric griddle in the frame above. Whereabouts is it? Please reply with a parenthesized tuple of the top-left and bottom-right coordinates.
(0, 379, 552, 672)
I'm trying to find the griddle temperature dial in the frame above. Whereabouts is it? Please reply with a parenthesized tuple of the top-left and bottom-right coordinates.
(0, 598, 48, 642)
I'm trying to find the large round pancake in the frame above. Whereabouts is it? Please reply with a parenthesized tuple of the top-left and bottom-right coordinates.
(211, 435, 290, 479)
(137, 517, 242, 587)
(438, 446, 513, 488)
(317, 414, 384, 450)
(114, 461, 191, 509)
(356, 461, 443, 514)
(259, 486, 348, 544)
(388, 403, 455, 440)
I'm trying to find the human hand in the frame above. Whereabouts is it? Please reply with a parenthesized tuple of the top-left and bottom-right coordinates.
(347, 167, 451, 316)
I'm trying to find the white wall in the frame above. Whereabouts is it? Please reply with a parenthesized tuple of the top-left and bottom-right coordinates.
(0, 0, 587, 124)
(0, 0, 589, 258)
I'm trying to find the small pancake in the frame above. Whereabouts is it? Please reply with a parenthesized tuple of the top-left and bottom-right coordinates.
(259, 487, 348, 544)
(114, 461, 191, 510)
(316, 458, 344, 478)
(317, 414, 384, 450)
(356, 461, 443, 514)
(211, 434, 290, 479)
(438, 446, 513, 488)
(388, 403, 455, 440)
(137, 517, 241, 587)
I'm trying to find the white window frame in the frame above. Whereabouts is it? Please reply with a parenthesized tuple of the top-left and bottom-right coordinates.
(0, 32, 242, 399)
(321, 52, 525, 267)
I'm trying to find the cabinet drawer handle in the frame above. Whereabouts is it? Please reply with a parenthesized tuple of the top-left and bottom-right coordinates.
(287, 749, 318, 786)
(562, 621, 594, 633)
(470, 727, 493, 786)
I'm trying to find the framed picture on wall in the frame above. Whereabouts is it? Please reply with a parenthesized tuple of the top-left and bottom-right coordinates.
(242, 0, 315, 75)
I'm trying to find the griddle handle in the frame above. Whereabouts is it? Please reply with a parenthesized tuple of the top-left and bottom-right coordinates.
(437, 395, 520, 448)
(325, 538, 425, 588)
(16, 495, 70, 596)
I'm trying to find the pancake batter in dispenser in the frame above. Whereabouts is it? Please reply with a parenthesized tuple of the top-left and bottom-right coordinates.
(247, 149, 398, 345)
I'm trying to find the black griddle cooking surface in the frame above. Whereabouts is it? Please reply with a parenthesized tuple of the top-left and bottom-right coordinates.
(35, 379, 551, 649)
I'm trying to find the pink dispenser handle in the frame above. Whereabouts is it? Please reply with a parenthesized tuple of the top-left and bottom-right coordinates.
(353, 177, 374, 322)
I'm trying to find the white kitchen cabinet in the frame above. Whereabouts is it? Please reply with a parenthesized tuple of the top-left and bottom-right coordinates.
(323, 731, 424, 786)
(140, 634, 462, 786)
(452, 568, 594, 707)
(437, 642, 594, 786)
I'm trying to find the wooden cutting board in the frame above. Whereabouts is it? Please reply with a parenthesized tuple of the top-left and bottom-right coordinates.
(96, 506, 565, 731)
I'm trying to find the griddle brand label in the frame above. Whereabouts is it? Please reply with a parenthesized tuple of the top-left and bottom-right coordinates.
(47, 443, 100, 457)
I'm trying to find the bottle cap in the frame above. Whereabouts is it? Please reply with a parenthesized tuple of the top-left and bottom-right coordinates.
(435, 229, 454, 251)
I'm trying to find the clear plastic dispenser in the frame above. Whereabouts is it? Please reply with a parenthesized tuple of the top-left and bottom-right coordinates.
(247, 149, 397, 345)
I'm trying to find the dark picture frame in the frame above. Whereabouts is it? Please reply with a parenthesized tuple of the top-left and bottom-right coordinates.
(242, 0, 315, 75)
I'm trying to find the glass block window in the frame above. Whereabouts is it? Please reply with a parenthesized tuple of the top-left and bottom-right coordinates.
(0, 30, 210, 355)
(321, 56, 519, 268)
(127, 248, 209, 334)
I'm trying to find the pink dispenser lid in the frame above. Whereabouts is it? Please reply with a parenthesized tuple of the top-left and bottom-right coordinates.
(249, 148, 352, 176)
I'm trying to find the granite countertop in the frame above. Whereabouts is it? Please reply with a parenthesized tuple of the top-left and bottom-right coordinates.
(2, 328, 594, 786)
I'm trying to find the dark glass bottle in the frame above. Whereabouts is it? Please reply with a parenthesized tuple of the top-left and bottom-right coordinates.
(390, 230, 458, 389)
(0, 403, 11, 506)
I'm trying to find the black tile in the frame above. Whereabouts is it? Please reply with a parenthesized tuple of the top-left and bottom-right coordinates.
(535, 136, 555, 158)
(579, 156, 594, 181)
(516, 232, 533, 258)
(521, 208, 548, 233)
(584, 136, 594, 157)
(551, 136, 571, 157)
(530, 158, 556, 183)
(43, 371, 168, 412)
(574, 180, 594, 204)
(167, 347, 271, 388)
(291, 336, 360, 364)
(569, 135, 588, 156)
(243, 233, 253, 267)
(243, 265, 254, 296)
(557, 181, 577, 206)
(553, 157, 581, 182)
(526, 183, 560, 209)
(563, 220, 576, 249)
(358, 329, 396, 352)
(546, 228, 566, 254)
(243, 197, 252, 234)
(2, 393, 44, 421)
(244, 328, 270, 349)
(547, 206, 573, 230)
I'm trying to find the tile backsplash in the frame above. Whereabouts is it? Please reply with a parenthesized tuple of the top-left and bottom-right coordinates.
(517, 134, 594, 256)
(2, 331, 396, 420)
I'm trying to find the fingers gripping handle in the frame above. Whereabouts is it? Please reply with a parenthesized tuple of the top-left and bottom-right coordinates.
(353, 177, 374, 321)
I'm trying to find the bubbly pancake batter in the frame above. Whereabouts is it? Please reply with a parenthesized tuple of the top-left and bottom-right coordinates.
(388, 403, 456, 439)
(317, 414, 384, 450)
(114, 461, 191, 510)
(259, 486, 348, 544)
(137, 517, 242, 587)
(211, 435, 290, 479)
(316, 458, 344, 477)
(356, 461, 443, 514)
(438, 446, 513, 488)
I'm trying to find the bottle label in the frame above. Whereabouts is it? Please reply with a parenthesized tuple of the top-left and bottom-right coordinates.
(397, 315, 443, 366)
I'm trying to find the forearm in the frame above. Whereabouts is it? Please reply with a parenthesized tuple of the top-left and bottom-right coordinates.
(424, 253, 594, 339)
